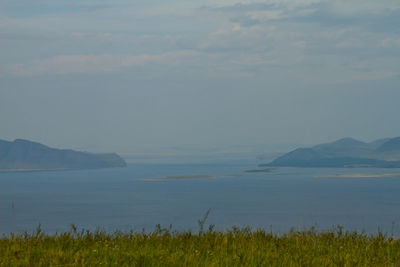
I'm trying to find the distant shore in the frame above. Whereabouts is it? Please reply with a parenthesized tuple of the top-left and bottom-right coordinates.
(318, 173, 400, 178)
(0, 168, 69, 173)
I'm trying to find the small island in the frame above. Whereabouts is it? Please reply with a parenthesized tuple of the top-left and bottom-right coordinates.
(0, 139, 126, 172)
(245, 167, 275, 173)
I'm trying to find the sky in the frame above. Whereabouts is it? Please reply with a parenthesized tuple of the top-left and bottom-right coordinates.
(1, 0, 400, 153)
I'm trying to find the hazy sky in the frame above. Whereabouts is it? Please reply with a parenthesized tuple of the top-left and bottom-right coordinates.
(1, 0, 400, 152)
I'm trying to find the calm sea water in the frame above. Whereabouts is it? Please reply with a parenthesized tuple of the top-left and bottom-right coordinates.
(2, 162, 400, 235)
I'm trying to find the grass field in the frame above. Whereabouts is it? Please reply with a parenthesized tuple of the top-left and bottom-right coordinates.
(2, 224, 400, 266)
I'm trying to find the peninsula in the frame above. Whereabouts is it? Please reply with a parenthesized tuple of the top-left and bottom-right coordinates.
(263, 137, 400, 168)
(0, 139, 126, 172)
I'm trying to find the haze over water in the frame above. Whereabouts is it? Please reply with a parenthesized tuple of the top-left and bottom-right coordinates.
(2, 162, 400, 235)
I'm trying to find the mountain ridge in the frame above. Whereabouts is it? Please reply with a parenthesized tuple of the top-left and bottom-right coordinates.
(0, 139, 127, 171)
(263, 137, 400, 168)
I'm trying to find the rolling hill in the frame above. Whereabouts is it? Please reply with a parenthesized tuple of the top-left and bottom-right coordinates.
(0, 139, 126, 171)
(263, 137, 400, 168)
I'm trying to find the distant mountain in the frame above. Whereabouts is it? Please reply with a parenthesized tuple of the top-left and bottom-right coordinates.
(263, 137, 400, 168)
(311, 138, 371, 158)
(369, 138, 392, 150)
(375, 137, 400, 153)
(0, 139, 126, 171)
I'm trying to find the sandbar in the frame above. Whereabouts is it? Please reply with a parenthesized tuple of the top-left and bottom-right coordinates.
(141, 175, 213, 181)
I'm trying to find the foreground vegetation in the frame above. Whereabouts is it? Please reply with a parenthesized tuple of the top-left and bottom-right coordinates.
(2, 224, 400, 266)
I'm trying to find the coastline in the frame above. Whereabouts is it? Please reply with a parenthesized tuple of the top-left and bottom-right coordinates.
(0, 168, 69, 173)
(318, 173, 400, 178)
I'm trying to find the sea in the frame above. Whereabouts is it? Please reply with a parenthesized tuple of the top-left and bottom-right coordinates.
(2, 159, 400, 235)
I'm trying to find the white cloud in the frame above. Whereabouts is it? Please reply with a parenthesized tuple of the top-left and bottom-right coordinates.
(1, 0, 399, 85)
(328, 0, 400, 16)
(380, 38, 400, 48)
(248, 10, 288, 21)
(207, 0, 324, 8)
(6, 51, 208, 76)
(351, 71, 399, 81)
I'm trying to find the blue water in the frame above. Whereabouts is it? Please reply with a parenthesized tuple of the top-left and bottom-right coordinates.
(1, 162, 400, 235)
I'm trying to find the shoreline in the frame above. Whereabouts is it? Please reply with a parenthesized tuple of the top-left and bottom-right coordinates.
(0, 168, 69, 173)
(318, 173, 400, 178)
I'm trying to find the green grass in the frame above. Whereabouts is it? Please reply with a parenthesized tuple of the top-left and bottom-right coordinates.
(2, 225, 400, 266)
